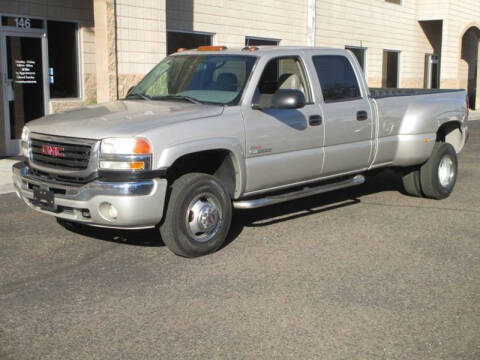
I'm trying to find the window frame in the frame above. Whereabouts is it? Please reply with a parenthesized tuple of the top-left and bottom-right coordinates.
(46, 19, 82, 100)
(345, 45, 367, 76)
(312, 55, 364, 104)
(382, 49, 401, 88)
(166, 29, 215, 55)
(252, 55, 314, 106)
(245, 36, 281, 46)
(385, 0, 402, 5)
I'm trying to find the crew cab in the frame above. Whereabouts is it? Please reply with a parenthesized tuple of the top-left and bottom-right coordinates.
(13, 46, 469, 257)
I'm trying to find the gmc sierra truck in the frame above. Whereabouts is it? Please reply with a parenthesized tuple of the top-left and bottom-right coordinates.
(13, 46, 469, 257)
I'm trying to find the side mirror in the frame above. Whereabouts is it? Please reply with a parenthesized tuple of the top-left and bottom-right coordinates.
(126, 86, 136, 96)
(271, 89, 306, 109)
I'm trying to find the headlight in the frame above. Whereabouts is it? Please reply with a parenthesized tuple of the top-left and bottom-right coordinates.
(100, 137, 151, 155)
(99, 137, 152, 171)
(21, 126, 30, 158)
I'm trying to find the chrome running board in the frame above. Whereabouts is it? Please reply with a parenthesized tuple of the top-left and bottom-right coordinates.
(233, 175, 365, 210)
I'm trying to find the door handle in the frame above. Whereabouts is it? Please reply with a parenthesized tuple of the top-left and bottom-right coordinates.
(309, 115, 322, 126)
(357, 111, 368, 121)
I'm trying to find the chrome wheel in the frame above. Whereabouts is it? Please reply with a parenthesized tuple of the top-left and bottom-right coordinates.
(185, 193, 223, 243)
(438, 155, 455, 188)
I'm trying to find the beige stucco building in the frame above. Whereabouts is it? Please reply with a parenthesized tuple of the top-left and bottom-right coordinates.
(0, 0, 479, 155)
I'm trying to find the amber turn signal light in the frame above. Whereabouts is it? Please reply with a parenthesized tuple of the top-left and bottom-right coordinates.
(129, 161, 146, 170)
(197, 45, 227, 51)
(133, 138, 152, 155)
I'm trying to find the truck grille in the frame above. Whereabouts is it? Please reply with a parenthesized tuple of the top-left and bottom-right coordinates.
(31, 138, 92, 170)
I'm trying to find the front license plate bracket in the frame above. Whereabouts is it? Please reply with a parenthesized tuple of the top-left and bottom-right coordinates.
(33, 188, 58, 212)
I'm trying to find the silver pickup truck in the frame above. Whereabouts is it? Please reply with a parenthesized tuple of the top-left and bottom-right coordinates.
(13, 46, 469, 257)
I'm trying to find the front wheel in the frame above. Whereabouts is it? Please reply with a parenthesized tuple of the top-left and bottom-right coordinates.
(159, 173, 232, 258)
(420, 142, 458, 200)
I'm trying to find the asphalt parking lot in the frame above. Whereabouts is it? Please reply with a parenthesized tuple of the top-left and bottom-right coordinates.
(1, 122, 479, 360)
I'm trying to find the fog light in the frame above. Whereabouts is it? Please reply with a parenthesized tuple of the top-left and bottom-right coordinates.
(99, 202, 118, 221)
(108, 204, 118, 219)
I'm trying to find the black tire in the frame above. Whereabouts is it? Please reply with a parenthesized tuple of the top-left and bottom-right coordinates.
(159, 173, 232, 258)
(420, 142, 458, 200)
(401, 167, 423, 197)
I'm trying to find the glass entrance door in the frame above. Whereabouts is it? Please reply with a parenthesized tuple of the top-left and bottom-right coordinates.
(2, 33, 47, 155)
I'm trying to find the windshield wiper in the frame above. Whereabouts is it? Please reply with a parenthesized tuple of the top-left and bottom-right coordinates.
(153, 95, 202, 104)
(125, 92, 151, 101)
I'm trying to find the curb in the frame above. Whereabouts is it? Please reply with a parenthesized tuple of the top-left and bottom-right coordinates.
(0, 159, 17, 195)
(0, 184, 15, 195)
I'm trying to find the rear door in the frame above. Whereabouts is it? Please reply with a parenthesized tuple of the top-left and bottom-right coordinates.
(311, 53, 375, 176)
(241, 54, 325, 193)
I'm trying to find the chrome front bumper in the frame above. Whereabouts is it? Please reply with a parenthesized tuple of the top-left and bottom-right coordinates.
(12, 162, 168, 229)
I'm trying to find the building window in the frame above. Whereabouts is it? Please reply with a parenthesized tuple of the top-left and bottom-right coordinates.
(313, 56, 361, 102)
(47, 21, 79, 98)
(167, 31, 213, 55)
(382, 50, 400, 88)
(385, 0, 401, 4)
(245, 37, 280, 46)
(345, 46, 366, 71)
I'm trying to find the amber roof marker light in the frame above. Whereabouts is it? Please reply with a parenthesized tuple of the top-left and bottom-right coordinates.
(242, 46, 259, 52)
(197, 45, 228, 51)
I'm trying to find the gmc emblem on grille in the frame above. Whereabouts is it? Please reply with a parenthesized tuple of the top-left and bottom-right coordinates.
(41, 144, 65, 158)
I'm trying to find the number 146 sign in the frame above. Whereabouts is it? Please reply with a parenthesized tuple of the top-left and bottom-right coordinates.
(14, 17, 31, 29)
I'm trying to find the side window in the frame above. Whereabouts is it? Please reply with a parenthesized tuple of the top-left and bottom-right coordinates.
(313, 55, 361, 102)
(254, 57, 311, 106)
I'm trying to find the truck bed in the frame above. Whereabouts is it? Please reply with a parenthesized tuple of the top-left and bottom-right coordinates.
(370, 88, 464, 99)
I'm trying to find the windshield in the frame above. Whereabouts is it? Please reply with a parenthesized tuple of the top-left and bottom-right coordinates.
(127, 54, 257, 105)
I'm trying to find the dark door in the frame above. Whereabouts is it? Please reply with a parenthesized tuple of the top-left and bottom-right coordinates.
(5, 35, 45, 144)
(382, 50, 399, 88)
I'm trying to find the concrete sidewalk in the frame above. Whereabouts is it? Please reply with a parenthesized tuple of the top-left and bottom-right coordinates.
(469, 110, 480, 121)
(0, 158, 18, 194)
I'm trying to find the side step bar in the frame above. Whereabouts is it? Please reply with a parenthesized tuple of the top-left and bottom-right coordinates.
(233, 175, 365, 210)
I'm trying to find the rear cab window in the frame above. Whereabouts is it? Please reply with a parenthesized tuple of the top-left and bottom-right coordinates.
(312, 55, 362, 103)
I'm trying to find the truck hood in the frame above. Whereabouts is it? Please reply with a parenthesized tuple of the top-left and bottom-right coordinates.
(27, 100, 224, 139)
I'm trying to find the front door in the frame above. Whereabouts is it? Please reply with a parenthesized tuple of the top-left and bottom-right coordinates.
(242, 56, 325, 194)
(2, 32, 47, 155)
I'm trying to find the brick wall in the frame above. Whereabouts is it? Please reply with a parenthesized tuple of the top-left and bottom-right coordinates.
(116, 0, 166, 82)
(166, 0, 308, 47)
(315, 0, 433, 88)
(442, 0, 480, 85)
(113, 0, 167, 98)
